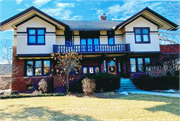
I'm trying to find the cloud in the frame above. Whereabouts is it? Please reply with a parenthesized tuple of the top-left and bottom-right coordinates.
(91, 8, 104, 16)
(56, 3, 75, 8)
(41, 3, 75, 20)
(16, 0, 23, 4)
(17, 9, 25, 11)
(106, 1, 162, 21)
(33, 0, 51, 7)
(70, 15, 82, 20)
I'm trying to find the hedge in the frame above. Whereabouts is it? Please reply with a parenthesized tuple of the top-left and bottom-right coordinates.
(133, 76, 179, 91)
(69, 73, 120, 93)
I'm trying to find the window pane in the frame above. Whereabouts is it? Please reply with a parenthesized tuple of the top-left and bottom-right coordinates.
(37, 36, 45, 44)
(29, 36, 36, 43)
(35, 61, 42, 76)
(87, 38, 92, 45)
(130, 58, 136, 72)
(138, 58, 143, 64)
(135, 29, 141, 34)
(29, 29, 35, 35)
(145, 58, 150, 72)
(44, 60, 50, 75)
(143, 29, 148, 34)
(95, 67, 99, 73)
(83, 67, 87, 74)
(38, 29, 44, 35)
(89, 67, 94, 74)
(104, 60, 106, 72)
(136, 35, 141, 42)
(143, 35, 149, 42)
(81, 39, 86, 45)
(131, 65, 136, 72)
(66, 40, 71, 45)
(109, 37, 114, 45)
(145, 58, 150, 64)
(26, 61, 33, 76)
(130, 58, 136, 65)
(138, 64, 143, 72)
(94, 38, 99, 45)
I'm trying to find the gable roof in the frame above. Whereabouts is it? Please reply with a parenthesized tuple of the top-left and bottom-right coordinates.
(0, 6, 69, 31)
(62, 20, 121, 31)
(0, 6, 178, 31)
(114, 7, 178, 30)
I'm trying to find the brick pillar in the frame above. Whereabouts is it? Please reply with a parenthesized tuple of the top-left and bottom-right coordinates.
(12, 46, 24, 77)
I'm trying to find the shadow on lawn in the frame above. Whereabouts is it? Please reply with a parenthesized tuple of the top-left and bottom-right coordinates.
(119, 94, 180, 116)
(0, 104, 99, 121)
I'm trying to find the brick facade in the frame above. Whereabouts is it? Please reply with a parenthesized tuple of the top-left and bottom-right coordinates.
(160, 44, 179, 53)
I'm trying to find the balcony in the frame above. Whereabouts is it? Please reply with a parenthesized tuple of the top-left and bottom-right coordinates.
(53, 44, 130, 53)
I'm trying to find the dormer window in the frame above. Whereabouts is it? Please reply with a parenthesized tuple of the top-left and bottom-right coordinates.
(134, 28, 150, 43)
(27, 28, 45, 45)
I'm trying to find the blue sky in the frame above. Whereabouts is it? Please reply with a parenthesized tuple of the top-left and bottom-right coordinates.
(0, 0, 179, 63)
(0, 0, 178, 41)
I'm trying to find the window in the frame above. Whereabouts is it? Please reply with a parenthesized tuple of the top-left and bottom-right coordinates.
(26, 61, 33, 76)
(89, 67, 94, 74)
(108, 31, 114, 45)
(130, 58, 151, 72)
(28, 28, 45, 45)
(80, 38, 100, 52)
(137, 58, 143, 72)
(95, 67, 99, 73)
(83, 67, 88, 74)
(130, 58, 136, 72)
(25, 60, 50, 76)
(104, 60, 106, 72)
(145, 58, 151, 71)
(134, 28, 150, 43)
(44, 60, 50, 75)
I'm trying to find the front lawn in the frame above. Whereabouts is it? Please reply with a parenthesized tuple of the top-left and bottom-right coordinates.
(0, 94, 179, 120)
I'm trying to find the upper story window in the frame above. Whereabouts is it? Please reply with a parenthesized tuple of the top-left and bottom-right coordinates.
(107, 31, 114, 45)
(27, 28, 45, 45)
(134, 28, 150, 43)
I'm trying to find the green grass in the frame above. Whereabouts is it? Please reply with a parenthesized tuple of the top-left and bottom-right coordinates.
(0, 94, 180, 121)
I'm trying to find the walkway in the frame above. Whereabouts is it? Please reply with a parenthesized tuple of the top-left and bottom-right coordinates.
(129, 90, 180, 97)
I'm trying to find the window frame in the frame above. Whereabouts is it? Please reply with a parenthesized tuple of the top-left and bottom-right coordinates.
(25, 60, 51, 77)
(130, 57, 151, 73)
(134, 27, 150, 44)
(27, 28, 46, 45)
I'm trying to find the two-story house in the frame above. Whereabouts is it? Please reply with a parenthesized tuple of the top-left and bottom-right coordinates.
(0, 6, 178, 92)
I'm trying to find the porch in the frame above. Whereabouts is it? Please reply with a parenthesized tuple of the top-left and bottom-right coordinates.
(53, 44, 130, 53)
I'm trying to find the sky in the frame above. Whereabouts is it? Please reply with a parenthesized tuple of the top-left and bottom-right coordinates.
(0, 0, 179, 63)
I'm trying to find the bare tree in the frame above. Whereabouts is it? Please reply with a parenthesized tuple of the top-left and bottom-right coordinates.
(51, 51, 82, 93)
(159, 1, 180, 44)
(0, 39, 13, 64)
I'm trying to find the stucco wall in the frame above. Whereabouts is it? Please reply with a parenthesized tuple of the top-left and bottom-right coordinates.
(125, 17, 160, 52)
(16, 17, 56, 54)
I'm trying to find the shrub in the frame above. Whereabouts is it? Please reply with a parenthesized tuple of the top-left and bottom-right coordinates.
(38, 79, 48, 93)
(81, 77, 96, 95)
(133, 76, 179, 91)
(73, 73, 120, 93)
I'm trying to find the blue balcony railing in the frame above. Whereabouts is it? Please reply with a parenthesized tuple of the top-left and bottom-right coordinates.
(53, 44, 130, 53)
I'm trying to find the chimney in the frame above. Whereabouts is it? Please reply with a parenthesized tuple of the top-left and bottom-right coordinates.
(99, 14, 106, 20)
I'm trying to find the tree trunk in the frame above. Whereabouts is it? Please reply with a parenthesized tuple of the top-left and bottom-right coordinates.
(66, 74, 69, 93)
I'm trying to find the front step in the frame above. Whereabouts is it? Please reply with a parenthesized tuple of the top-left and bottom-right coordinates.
(119, 78, 139, 91)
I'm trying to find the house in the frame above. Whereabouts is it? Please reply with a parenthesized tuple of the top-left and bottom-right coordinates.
(0, 6, 178, 92)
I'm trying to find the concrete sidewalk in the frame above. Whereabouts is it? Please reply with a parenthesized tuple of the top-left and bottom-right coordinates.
(128, 90, 180, 97)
